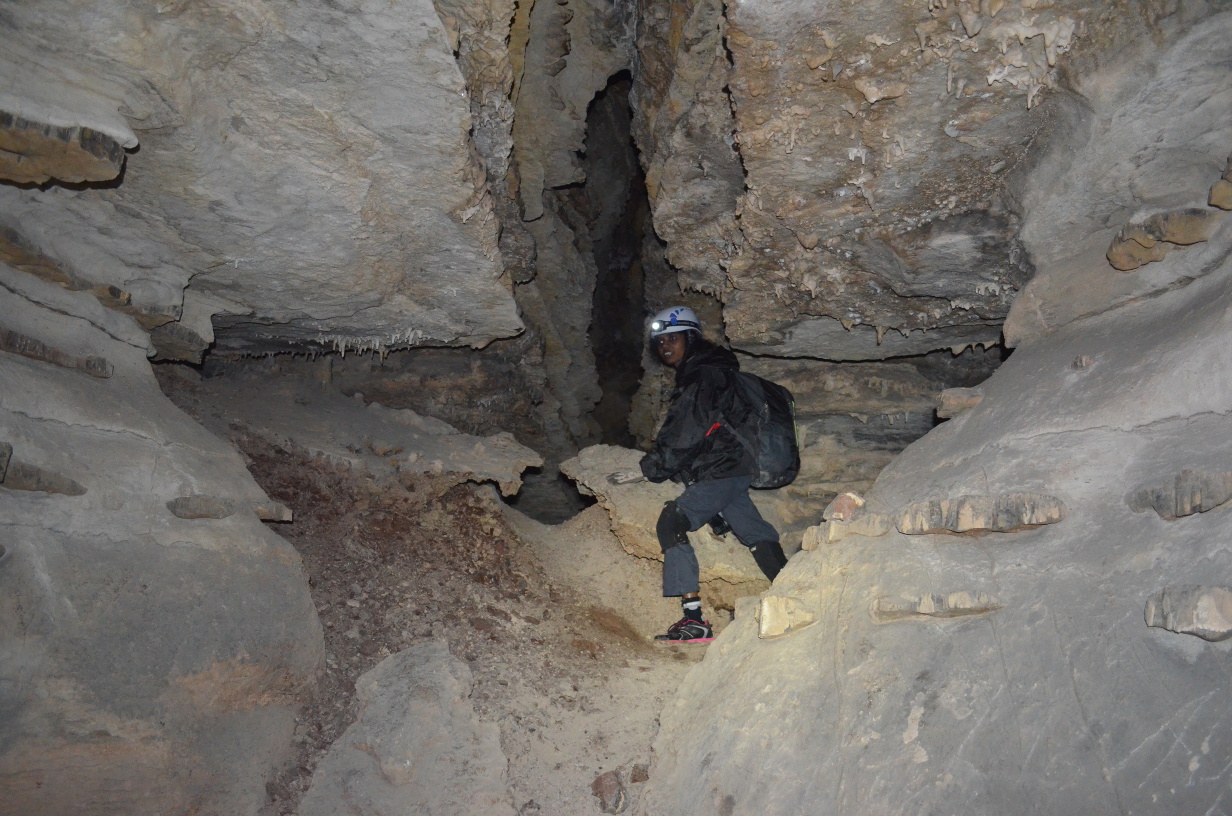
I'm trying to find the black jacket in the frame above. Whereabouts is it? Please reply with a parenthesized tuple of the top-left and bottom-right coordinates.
(639, 343, 755, 485)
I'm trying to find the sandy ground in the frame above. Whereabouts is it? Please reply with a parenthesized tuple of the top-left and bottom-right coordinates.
(158, 368, 710, 815)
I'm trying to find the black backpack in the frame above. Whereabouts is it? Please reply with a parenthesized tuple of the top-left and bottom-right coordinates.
(727, 372, 800, 489)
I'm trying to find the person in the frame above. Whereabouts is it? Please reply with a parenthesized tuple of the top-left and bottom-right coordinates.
(610, 306, 789, 643)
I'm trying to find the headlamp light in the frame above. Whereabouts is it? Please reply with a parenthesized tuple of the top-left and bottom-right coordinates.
(651, 321, 663, 332)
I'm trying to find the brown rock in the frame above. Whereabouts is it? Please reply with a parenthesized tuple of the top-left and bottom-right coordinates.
(1107, 208, 1224, 270)
(805, 512, 893, 548)
(1145, 586, 1232, 642)
(1107, 235, 1171, 271)
(3, 461, 87, 496)
(896, 494, 1066, 535)
(823, 491, 865, 522)
(872, 591, 1003, 623)
(0, 109, 126, 184)
(591, 770, 627, 813)
(629, 763, 650, 784)
(1210, 178, 1232, 210)
(254, 501, 293, 522)
(937, 387, 983, 419)
(166, 496, 239, 520)
(757, 595, 817, 640)
(0, 328, 113, 378)
(1127, 470, 1232, 520)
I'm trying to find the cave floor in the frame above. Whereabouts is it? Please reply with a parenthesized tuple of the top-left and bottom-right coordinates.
(161, 371, 699, 815)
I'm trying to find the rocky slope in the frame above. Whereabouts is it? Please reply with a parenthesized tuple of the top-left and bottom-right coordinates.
(4, 0, 1232, 812)
(634, 7, 1232, 813)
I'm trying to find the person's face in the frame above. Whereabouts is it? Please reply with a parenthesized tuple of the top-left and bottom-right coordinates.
(654, 331, 688, 367)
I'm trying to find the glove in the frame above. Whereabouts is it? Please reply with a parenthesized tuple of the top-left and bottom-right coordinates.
(608, 469, 645, 485)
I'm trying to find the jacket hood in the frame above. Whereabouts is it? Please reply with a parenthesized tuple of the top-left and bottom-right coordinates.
(676, 343, 739, 384)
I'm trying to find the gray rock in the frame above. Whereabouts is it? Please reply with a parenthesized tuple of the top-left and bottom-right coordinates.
(299, 640, 516, 816)
(0, 267, 321, 816)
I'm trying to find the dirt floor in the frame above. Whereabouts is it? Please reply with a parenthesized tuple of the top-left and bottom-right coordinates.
(213, 432, 699, 815)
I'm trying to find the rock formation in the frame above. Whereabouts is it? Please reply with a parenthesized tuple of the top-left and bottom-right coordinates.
(561, 444, 772, 610)
(0, 267, 323, 814)
(634, 9, 1232, 811)
(4, 0, 1232, 812)
(298, 640, 516, 816)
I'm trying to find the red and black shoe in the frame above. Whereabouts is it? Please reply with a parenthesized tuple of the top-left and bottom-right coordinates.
(654, 616, 714, 644)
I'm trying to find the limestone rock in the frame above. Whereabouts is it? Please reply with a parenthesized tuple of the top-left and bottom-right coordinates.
(937, 387, 983, 419)
(757, 595, 817, 639)
(1005, 16, 1232, 344)
(1145, 586, 1232, 642)
(2, 0, 523, 354)
(0, 109, 126, 184)
(730, 351, 1001, 549)
(0, 263, 321, 816)
(637, 245, 1232, 816)
(298, 641, 516, 816)
(560, 445, 773, 610)
(896, 493, 1066, 535)
(871, 591, 1002, 623)
(1127, 470, 1232, 520)
(1107, 209, 1224, 271)
(171, 373, 542, 498)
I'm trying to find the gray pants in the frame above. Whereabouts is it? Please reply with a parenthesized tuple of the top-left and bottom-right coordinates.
(661, 476, 779, 597)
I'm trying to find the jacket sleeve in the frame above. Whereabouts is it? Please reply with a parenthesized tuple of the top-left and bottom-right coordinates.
(639, 372, 725, 483)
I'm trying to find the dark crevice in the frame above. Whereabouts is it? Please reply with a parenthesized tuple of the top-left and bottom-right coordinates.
(582, 70, 648, 447)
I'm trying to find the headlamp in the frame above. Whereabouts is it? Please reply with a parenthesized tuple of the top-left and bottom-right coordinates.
(651, 321, 663, 332)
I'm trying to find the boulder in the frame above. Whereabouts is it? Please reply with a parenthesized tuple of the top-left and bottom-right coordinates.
(561, 445, 772, 610)
(298, 641, 516, 816)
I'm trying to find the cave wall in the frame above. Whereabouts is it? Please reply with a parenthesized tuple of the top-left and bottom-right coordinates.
(4, 0, 1231, 811)
(635, 6, 1232, 813)
(0, 259, 322, 814)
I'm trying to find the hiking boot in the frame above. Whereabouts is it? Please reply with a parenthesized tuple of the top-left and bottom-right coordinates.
(653, 617, 714, 644)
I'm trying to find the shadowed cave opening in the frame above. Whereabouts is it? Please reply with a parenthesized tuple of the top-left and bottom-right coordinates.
(582, 70, 648, 447)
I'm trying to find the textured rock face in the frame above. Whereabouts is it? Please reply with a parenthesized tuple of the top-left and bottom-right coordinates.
(632, 0, 1229, 364)
(298, 641, 516, 816)
(1, 0, 522, 358)
(0, 263, 323, 815)
(637, 256, 1232, 816)
(634, 10, 1232, 814)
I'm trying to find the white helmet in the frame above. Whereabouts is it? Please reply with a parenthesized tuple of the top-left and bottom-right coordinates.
(649, 306, 701, 338)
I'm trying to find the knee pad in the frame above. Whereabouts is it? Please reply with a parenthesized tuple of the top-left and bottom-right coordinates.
(657, 500, 692, 553)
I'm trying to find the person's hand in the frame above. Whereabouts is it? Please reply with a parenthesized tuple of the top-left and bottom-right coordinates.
(608, 469, 645, 485)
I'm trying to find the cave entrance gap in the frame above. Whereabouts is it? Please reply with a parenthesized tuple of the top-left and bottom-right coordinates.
(582, 70, 648, 447)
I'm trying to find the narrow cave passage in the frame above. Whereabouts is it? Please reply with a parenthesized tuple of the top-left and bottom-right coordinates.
(582, 71, 649, 447)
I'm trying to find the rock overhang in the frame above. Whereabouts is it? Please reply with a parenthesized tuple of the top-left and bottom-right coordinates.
(0, 0, 524, 358)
